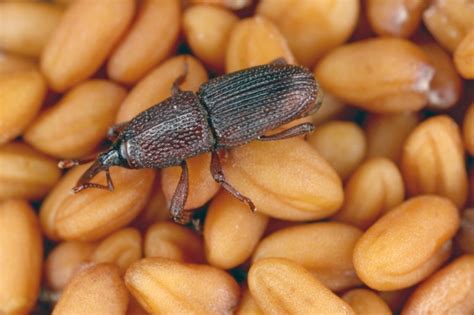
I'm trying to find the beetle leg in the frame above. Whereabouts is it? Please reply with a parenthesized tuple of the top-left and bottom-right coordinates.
(210, 151, 256, 212)
(107, 122, 128, 141)
(169, 161, 192, 224)
(269, 57, 288, 65)
(257, 122, 315, 141)
(171, 57, 189, 96)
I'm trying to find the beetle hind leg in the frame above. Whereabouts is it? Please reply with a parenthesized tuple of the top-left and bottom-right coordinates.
(169, 161, 193, 224)
(257, 122, 315, 141)
(210, 151, 256, 212)
(171, 57, 189, 96)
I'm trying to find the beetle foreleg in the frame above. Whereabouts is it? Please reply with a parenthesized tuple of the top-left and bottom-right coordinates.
(257, 122, 315, 141)
(171, 57, 189, 96)
(210, 151, 256, 212)
(169, 161, 192, 224)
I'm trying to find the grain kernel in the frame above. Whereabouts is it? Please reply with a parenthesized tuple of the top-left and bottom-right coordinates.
(367, 0, 428, 37)
(401, 115, 468, 208)
(226, 16, 295, 73)
(132, 177, 169, 230)
(45, 241, 96, 292)
(116, 55, 208, 123)
(125, 257, 240, 315)
(235, 286, 264, 315)
(307, 120, 366, 180)
(0, 200, 43, 315)
(253, 222, 362, 291)
(53, 264, 129, 315)
(0, 142, 60, 200)
(464, 103, 474, 155)
(55, 167, 155, 241)
(0, 2, 62, 57)
(40, 164, 89, 240)
(221, 138, 344, 221)
(188, 0, 251, 10)
(315, 38, 435, 113)
(144, 221, 205, 263)
(0, 70, 46, 144)
(402, 255, 474, 314)
(310, 92, 346, 125)
(162, 153, 220, 211)
(92, 228, 142, 274)
(108, 0, 181, 84)
(249, 258, 355, 315)
(454, 29, 474, 79)
(365, 112, 419, 163)
(41, 0, 135, 91)
(353, 195, 459, 290)
(183, 5, 238, 72)
(205, 190, 269, 269)
(24, 80, 126, 158)
(342, 289, 391, 315)
(423, 0, 474, 52)
(420, 42, 463, 109)
(0, 51, 36, 75)
(334, 158, 405, 229)
(456, 208, 474, 254)
(257, 0, 359, 67)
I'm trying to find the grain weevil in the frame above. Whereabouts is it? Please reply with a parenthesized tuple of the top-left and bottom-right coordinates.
(59, 58, 322, 224)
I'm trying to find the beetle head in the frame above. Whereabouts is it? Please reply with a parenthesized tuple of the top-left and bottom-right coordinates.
(58, 148, 124, 193)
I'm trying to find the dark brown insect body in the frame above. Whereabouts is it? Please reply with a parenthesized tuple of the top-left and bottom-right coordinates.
(61, 59, 321, 224)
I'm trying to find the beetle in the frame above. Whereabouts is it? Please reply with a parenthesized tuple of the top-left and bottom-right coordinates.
(59, 58, 322, 224)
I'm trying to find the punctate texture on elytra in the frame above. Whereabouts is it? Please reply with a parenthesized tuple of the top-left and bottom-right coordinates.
(0, 200, 43, 315)
(91, 227, 142, 274)
(54, 167, 155, 241)
(108, 0, 181, 84)
(161, 153, 220, 211)
(315, 38, 435, 113)
(307, 120, 367, 180)
(401, 115, 468, 208)
(205, 190, 268, 269)
(353, 195, 459, 291)
(423, 0, 474, 52)
(52, 264, 129, 315)
(0, 2, 63, 57)
(24, 80, 126, 158)
(183, 5, 238, 72)
(0, 70, 46, 145)
(342, 289, 392, 315)
(365, 112, 419, 163)
(125, 257, 240, 315)
(249, 258, 355, 315)
(41, 0, 135, 91)
(0, 142, 61, 201)
(144, 221, 205, 263)
(256, 0, 359, 67)
(116, 55, 208, 123)
(253, 222, 362, 291)
(221, 138, 344, 221)
(402, 255, 474, 315)
(225, 16, 295, 73)
(45, 240, 96, 292)
(334, 158, 405, 229)
(366, 0, 428, 38)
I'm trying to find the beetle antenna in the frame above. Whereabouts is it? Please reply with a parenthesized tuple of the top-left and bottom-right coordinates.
(58, 156, 96, 169)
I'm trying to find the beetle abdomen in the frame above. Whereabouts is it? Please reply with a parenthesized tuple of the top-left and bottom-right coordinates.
(198, 63, 318, 148)
(121, 91, 215, 169)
